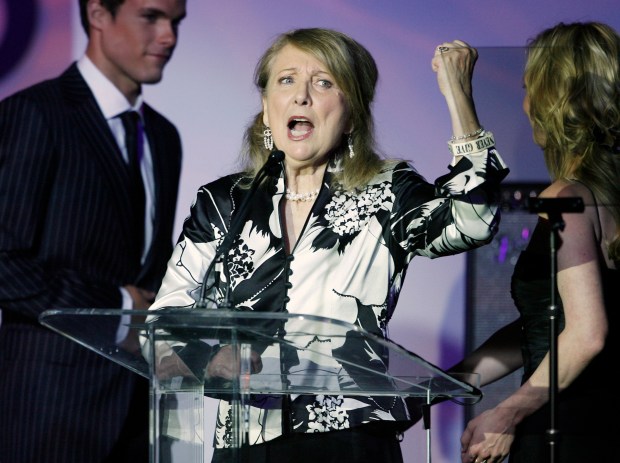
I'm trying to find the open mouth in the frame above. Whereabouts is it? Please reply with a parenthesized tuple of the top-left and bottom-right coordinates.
(287, 118, 314, 138)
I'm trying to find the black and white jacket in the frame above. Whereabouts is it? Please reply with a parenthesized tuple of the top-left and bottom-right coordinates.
(151, 146, 508, 447)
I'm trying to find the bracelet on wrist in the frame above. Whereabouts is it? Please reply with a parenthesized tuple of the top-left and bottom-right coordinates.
(450, 126, 485, 141)
(448, 131, 495, 156)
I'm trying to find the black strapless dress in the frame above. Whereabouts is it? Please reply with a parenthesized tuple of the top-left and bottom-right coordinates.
(508, 218, 618, 462)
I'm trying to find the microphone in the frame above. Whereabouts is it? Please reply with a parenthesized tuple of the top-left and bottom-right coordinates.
(196, 151, 285, 308)
(263, 149, 284, 178)
(217, 150, 283, 254)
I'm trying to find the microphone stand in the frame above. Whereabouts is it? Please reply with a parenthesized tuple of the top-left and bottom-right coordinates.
(195, 150, 284, 309)
(528, 196, 584, 463)
(193, 150, 284, 456)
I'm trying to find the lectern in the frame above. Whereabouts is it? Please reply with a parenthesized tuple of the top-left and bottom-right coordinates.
(40, 308, 481, 463)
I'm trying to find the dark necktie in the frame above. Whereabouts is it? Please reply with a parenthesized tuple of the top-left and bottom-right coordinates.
(120, 111, 145, 262)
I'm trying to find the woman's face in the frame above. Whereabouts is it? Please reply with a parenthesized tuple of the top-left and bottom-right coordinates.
(262, 44, 352, 166)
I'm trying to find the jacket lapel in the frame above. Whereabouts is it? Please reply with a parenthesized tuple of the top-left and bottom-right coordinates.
(60, 64, 136, 240)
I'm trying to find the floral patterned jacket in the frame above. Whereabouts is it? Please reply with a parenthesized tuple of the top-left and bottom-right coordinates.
(150, 148, 508, 447)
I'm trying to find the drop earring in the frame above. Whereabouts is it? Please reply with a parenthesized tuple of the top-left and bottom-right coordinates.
(263, 128, 273, 151)
(348, 133, 355, 159)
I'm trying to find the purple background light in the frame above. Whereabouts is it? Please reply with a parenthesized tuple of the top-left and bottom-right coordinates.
(2, 1, 618, 461)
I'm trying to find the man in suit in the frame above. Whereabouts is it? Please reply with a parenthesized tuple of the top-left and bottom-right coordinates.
(0, 0, 187, 461)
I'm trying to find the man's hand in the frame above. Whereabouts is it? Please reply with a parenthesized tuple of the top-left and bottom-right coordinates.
(124, 284, 156, 309)
(117, 285, 155, 355)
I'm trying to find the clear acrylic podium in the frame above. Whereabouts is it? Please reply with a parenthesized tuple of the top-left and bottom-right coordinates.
(40, 307, 481, 463)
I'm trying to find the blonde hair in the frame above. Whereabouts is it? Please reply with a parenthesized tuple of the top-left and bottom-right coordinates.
(240, 28, 384, 191)
(524, 22, 620, 261)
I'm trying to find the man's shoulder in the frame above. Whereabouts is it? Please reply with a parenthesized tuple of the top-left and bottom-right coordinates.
(2, 77, 57, 104)
(1, 64, 77, 107)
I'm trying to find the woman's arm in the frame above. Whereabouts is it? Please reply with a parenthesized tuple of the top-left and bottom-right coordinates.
(459, 181, 608, 463)
(449, 319, 523, 387)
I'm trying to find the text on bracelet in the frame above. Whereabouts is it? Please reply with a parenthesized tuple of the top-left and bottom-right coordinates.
(450, 134, 494, 156)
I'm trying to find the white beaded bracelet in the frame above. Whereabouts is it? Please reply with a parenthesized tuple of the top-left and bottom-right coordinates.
(448, 131, 495, 156)
(450, 126, 485, 141)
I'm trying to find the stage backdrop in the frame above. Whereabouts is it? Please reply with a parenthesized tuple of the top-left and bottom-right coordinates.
(2, 1, 619, 461)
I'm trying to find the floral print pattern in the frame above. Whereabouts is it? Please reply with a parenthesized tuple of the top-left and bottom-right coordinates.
(150, 150, 508, 448)
(325, 183, 394, 236)
(306, 395, 349, 432)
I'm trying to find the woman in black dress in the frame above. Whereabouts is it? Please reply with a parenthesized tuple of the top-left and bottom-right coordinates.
(453, 21, 620, 463)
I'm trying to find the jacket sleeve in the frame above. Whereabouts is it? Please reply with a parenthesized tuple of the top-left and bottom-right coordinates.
(391, 144, 509, 258)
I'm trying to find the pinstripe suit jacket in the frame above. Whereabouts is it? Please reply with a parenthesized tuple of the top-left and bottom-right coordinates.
(0, 63, 182, 462)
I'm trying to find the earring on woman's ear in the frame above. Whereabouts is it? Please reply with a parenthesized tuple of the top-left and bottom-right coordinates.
(348, 133, 355, 159)
(263, 128, 273, 151)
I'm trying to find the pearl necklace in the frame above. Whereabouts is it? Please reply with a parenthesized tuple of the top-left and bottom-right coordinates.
(285, 188, 320, 202)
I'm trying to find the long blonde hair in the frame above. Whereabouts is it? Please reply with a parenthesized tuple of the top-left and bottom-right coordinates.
(524, 22, 620, 261)
(240, 28, 384, 191)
